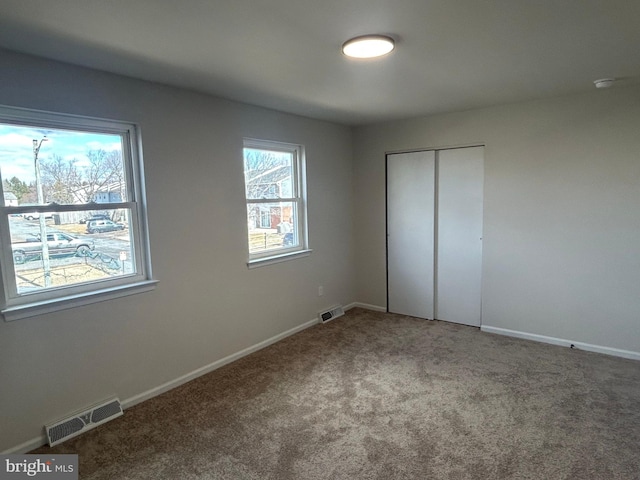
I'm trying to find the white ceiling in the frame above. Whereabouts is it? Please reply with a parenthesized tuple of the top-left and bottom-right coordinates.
(0, 0, 638, 126)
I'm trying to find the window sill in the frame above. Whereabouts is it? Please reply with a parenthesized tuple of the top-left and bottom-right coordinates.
(2, 280, 158, 322)
(247, 249, 312, 269)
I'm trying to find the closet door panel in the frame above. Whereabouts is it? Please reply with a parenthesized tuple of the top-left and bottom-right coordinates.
(387, 151, 435, 319)
(436, 147, 484, 326)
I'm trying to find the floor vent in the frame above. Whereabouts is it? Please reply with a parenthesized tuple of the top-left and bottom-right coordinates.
(319, 305, 345, 324)
(45, 397, 123, 446)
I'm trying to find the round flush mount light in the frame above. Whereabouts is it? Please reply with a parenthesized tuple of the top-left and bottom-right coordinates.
(342, 35, 395, 59)
(594, 78, 615, 89)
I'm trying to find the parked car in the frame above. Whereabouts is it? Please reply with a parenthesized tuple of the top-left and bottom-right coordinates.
(12, 232, 95, 264)
(22, 212, 54, 220)
(79, 213, 111, 224)
(86, 219, 125, 234)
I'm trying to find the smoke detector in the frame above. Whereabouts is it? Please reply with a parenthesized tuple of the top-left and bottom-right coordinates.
(594, 78, 615, 89)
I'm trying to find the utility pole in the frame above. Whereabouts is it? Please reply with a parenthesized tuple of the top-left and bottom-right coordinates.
(33, 137, 51, 287)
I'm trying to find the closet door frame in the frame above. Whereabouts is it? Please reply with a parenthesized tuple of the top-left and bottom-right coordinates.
(385, 144, 484, 326)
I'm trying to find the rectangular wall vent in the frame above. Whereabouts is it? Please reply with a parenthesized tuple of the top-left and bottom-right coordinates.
(45, 397, 123, 446)
(319, 305, 345, 323)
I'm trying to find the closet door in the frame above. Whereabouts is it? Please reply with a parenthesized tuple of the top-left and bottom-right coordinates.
(435, 147, 484, 326)
(387, 151, 435, 319)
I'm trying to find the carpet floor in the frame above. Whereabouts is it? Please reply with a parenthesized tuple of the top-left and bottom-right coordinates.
(32, 308, 640, 479)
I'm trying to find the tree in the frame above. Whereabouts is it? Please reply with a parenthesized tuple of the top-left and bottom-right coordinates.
(2, 176, 33, 203)
(78, 149, 123, 203)
(40, 154, 80, 203)
(39, 149, 124, 204)
(244, 149, 292, 199)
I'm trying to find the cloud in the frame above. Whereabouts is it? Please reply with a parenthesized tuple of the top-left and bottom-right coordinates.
(0, 124, 122, 183)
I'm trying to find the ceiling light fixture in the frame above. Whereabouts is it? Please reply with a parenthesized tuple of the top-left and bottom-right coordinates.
(593, 78, 615, 89)
(342, 35, 395, 59)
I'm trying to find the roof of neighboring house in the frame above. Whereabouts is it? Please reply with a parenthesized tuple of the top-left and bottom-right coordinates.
(245, 165, 289, 186)
(4, 192, 17, 201)
(95, 182, 124, 193)
(245, 165, 291, 199)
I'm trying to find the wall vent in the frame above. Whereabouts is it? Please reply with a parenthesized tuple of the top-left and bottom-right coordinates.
(45, 397, 123, 446)
(319, 305, 345, 323)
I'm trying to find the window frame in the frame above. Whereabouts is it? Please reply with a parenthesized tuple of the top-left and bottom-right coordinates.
(0, 105, 156, 321)
(243, 138, 310, 266)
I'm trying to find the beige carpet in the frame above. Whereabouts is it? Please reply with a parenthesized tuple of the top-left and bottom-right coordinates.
(32, 308, 640, 479)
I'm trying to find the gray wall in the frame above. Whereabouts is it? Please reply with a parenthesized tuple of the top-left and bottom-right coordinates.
(0, 50, 355, 452)
(353, 85, 640, 355)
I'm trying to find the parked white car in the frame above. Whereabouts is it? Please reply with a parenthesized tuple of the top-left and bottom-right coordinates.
(22, 212, 54, 220)
(12, 232, 95, 264)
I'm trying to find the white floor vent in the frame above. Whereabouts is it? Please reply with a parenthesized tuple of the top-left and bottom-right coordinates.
(45, 397, 123, 446)
(319, 305, 345, 324)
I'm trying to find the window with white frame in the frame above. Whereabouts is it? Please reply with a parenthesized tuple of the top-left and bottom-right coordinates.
(243, 139, 308, 263)
(0, 105, 155, 320)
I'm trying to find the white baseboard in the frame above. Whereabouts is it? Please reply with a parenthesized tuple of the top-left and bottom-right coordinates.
(1, 436, 48, 455)
(481, 325, 640, 361)
(121, 303, 393, 413)
(121, 316, 319, 410)
(345, 302, 386, 312)
(4, 316, 319, 454)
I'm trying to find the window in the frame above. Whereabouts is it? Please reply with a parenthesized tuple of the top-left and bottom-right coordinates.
(0, 105, 155, 320)
(243, 139, 309, 264)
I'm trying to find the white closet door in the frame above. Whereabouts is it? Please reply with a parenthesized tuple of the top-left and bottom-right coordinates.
(436, 147, 484, 326)
(387, 151, 435, 319)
